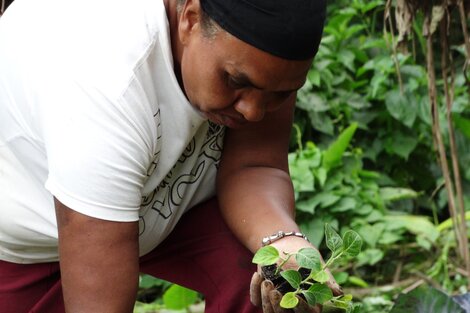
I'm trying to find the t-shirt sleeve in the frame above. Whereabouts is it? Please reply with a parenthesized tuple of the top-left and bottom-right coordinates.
(39, 74, 158, 222)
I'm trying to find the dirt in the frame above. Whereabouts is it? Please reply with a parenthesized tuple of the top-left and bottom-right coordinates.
(261, 265, 311, 294)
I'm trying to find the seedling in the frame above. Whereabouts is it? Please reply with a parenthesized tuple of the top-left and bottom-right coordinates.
(252, 224, 362, 312)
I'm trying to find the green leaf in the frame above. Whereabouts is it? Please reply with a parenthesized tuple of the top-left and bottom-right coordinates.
(289, 159, 315, 193)
(333, 272, 349, 284)
(280, 292, 299, 309)
(309, 111, 335, 135)
(325, 224, 343, 253)
(301, 218, 338, 248)
(350, 303, 363, 313)
(342, 294, 353, 301)
(297, 92, 328, 112)
(139, 274, 164, 289)
(370, 75, 387, 98)
(330, 197, 357, 212)
(348, 276, 369, 288)
(361, 0, 383, 13)
(390, 285, 464, 313)
(280, 270, 302, 289)
(311, 192, 341, 209)
(315, 167, 328, 187)
(385, 132, 418, 160)
(385, 90, 418, 128)
(311, 270, 330, 283)
(252, 246, 280, 265)
(416, 235, 432, 250)
(163, 284, 198, 310)
(383, 215, 439, 243)
(296, 198, 320, 214)
(308, 69, 321, 87)
(454, 115, 470, 139)
(342, 230, 363, 257)
(357, 248, 384, 266)
(378, 231, 403, 245)
(308, 284, 333, 304)
(331, 297, 351, 309)
(322, 123, 358, 170)
(338, 49, 356, 71)
(380, 187, 419, 202)
(295, 248, 322, 271)
(355, 204, 374, 216)
(302, 290, 317, 306)
(357, 223, 385, 248)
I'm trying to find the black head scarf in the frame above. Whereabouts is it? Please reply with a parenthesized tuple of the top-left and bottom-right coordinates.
(200, 0, 327, 60)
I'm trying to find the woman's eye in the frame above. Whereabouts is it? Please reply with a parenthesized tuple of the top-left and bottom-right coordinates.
(276, 91, 292, 100)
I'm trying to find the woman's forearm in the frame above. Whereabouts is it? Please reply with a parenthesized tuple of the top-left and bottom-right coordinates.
(217, 166, 299, 253)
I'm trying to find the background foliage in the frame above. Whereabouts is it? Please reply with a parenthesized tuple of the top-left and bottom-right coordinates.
(135, 0, 470, 312)
(292, 0, 470, 312)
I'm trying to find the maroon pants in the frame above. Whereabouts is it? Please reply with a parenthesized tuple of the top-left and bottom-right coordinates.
(0, 198, 261, 313)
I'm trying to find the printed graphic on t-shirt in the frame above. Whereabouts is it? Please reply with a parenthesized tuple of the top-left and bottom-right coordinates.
(138, 122, 225, 236)
(145, 109, 162, 179)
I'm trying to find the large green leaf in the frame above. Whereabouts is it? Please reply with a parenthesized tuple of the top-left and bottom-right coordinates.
(163, 284, 198, 310)
(308, 283, 333, 304)
(322, 123, 358, 170)
(298, 192, 341, 214)
(252, 246, 279, 265)
(295, 248, 322, 271)
(281, 270, 302, 289)
(342, 230, 363, 257)
(384, 132, 418, 160)
(385, 90, 418, 127)
(382, 215, 439, 243)
(390, 285, 465, 313)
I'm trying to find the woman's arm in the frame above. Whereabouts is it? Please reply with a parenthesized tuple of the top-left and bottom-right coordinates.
(217, 95, 304, 253)
(55, 198, 139, 313)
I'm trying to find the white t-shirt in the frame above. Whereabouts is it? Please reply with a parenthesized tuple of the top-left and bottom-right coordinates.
(0, 0, 224, 263)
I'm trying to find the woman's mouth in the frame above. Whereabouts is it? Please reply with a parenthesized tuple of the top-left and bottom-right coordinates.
(204, 112, 247, 128)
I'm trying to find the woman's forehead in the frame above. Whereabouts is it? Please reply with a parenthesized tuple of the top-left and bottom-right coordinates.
(217, 40, 311, 92)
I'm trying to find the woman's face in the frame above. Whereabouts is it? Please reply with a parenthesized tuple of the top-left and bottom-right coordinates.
(177, 8, 312, 128)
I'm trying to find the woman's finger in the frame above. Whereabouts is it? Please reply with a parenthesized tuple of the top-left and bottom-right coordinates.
(250, 272, 264, 307)
(261, 280, 276, 313)
(268, 289, 290, 313)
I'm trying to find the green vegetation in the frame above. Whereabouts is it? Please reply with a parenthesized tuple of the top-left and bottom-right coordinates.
(135, 0, 470, 312)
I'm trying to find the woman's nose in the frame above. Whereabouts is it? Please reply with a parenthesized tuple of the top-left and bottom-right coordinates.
(233, 92, 267, 122)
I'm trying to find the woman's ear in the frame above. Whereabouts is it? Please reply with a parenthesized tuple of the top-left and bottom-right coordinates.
(178, 0, 202, 45)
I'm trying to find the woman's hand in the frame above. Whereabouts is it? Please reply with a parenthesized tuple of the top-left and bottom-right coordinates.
(249, 236, 342, 313)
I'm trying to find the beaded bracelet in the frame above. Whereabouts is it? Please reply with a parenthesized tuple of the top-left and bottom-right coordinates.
(261, 230, 310, 246)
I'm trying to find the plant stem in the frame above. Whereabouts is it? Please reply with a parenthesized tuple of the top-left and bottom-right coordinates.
(275, 254, 294, 275)
(324, 251, 344, 269)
